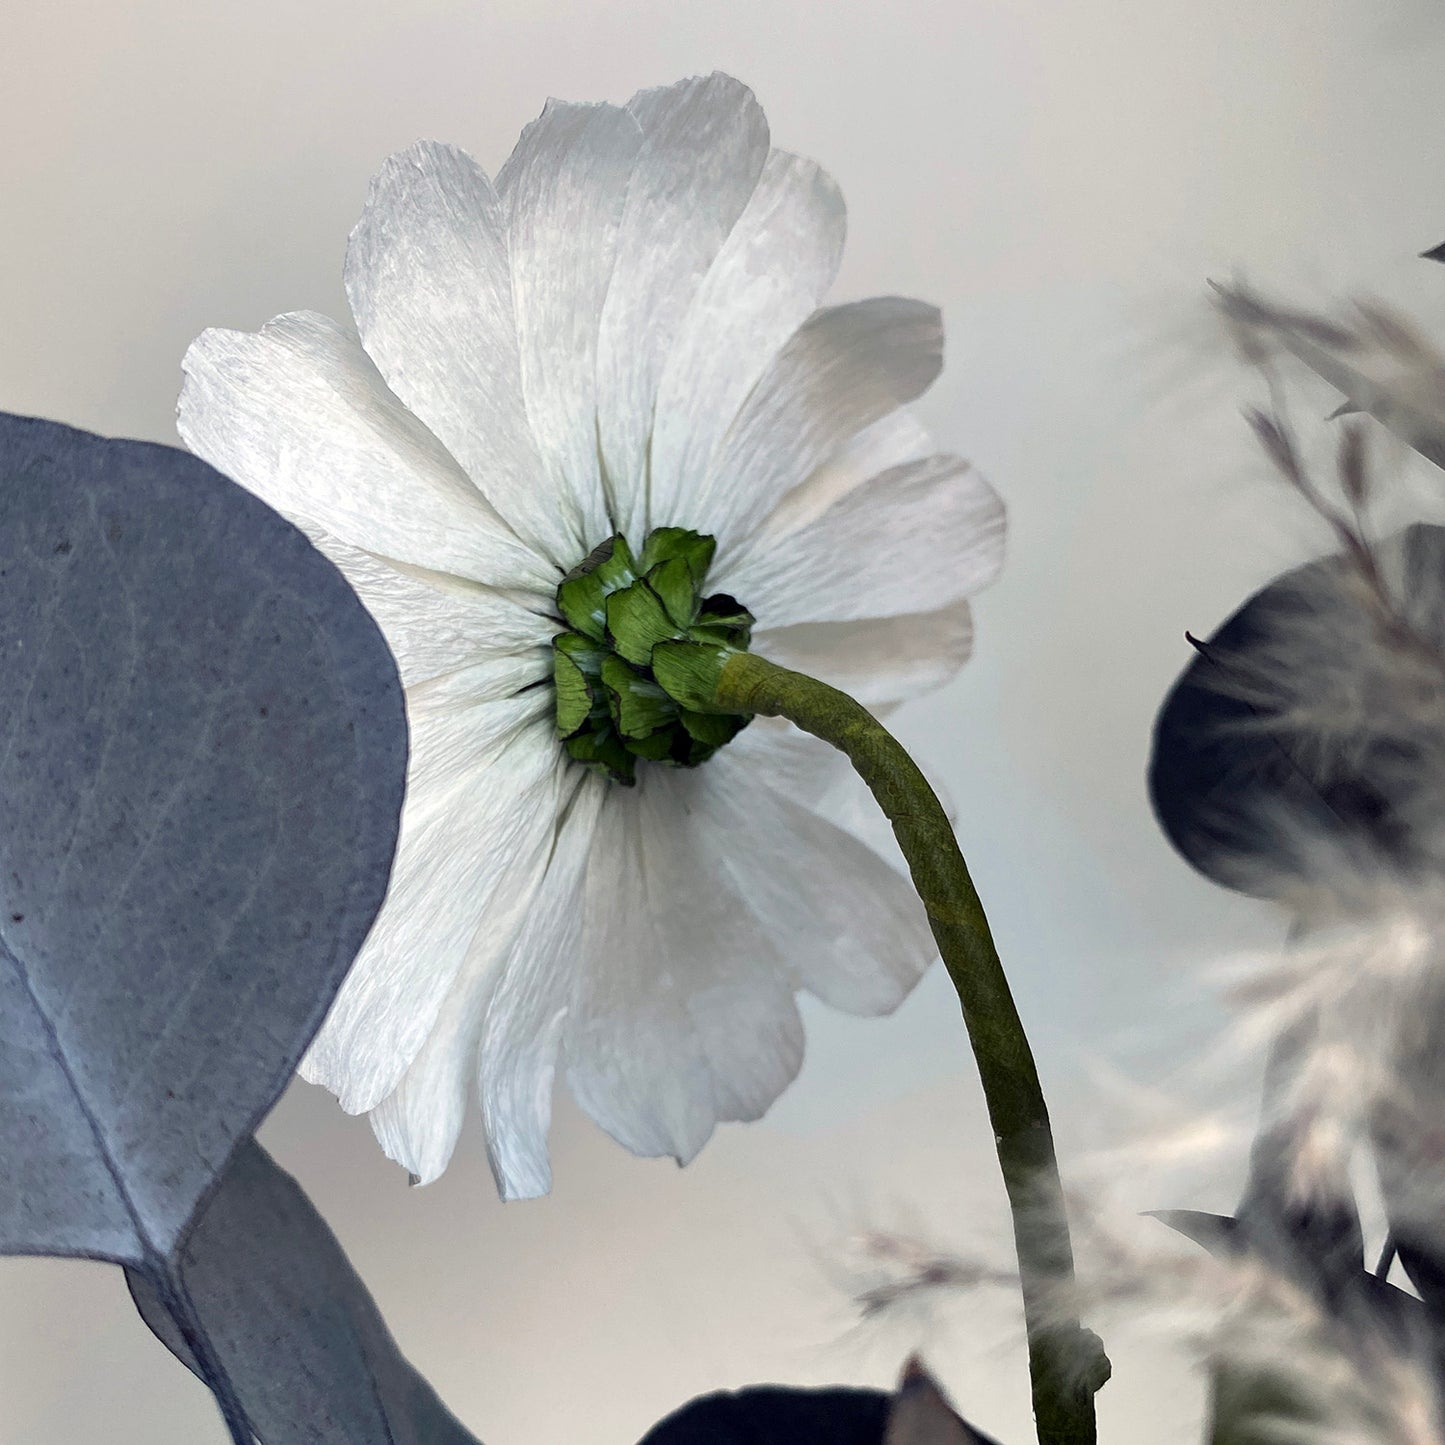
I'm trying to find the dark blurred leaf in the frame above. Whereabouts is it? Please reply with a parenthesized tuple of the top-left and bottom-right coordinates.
(638, 1368, 998, 1445)
(1149, 1210, 1430, 1345)
(1154, 1208, 1441, 1445)
(1232, 1181, 1365, 1305)
(1396, 1237, 1445, 1325)
(126, 1140, 479, 1445)
(1148, 524, 1445, 896)
(1421, 242, 1445, 265)
(885, 1360, 998, 1444)
(1148, 1208, 1240, 1255)
(638, 1386, 891, 1444)
(0, 413, 407, 1434)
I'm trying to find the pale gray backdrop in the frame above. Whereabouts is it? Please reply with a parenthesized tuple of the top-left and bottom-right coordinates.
(3, 1, 1443, 1441)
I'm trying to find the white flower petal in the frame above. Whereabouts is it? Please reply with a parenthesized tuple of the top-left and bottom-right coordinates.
(726, 716, 850, 809)
(560, 792, 708, 1160)
(182, 73, 1008, 1201)
(301, 527, 554, 688)
(595, 73, 770, 536)
(705, 748, 936, 1014)
(367, 776, 604, 1189)
(497, 100, 644, 549)
(478, 776, 607, 1199)
(344, 141, 579, 566)
(648, 149, 846, 531)
(365, 985, 482, 1186)
(178, 312, 548, 587)
(755, 601, 974, 708)
(301, 698, 563, 1113)
(727, 705, 958, 859)
(564, 768, 804, 1162)
(401, 669, 551, 799)
(700, 298, 944, 553)
(717, 453, 1005, 628)
(761, 406, 934, 539)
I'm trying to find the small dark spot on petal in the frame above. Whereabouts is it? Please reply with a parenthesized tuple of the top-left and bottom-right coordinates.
(9, 913, 22, 923)
(53, 539, 71, 556)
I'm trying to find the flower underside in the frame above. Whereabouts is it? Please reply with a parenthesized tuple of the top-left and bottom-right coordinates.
(552, 528, 752, 785)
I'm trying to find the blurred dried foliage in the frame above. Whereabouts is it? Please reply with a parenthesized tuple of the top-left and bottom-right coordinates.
(830, 263, 1445, 1444)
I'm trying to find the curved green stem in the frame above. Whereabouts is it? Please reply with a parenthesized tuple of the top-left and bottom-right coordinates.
(715, 650, 1109, 1445)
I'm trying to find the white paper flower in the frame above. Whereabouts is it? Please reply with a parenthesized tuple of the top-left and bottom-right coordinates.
(178, 73, 1005, 1199)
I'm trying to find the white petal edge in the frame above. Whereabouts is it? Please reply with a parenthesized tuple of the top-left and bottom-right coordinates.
(726, 712, 957, 904)
(726, 715, 854, 813)
(301, 697, 563, 1113)
(178, 312, 550, 589)
(754, 601, 974, 708)
(716, 453, 1006, 628)
(477, 775, 608, 1198)
(647, 149, 847, 532)
(563, 766, 804, 1162)
(300, 526, 555, 689)
(496, 100, 644, 550)
(367, 776, 605, 1189)
(595, 72, 771, 538)
(344, 141, 579, 567)
(760, 406, 934, 540)
(704, 747, 937, 1015)
(699, 297, 944, 555)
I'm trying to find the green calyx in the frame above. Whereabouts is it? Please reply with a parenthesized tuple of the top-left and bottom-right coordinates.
(551, 528, 753, 785)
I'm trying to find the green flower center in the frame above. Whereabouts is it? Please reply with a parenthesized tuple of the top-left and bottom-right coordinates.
(551, 528, 752, 785)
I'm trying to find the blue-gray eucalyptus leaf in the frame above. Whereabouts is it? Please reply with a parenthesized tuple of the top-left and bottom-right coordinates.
(127, 1140, 480, 1445)
(0, 412, 406, 1267)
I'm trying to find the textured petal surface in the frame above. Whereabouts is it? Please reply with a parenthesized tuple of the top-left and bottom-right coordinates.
(478, 776, 607, 1198)
(302, 691, 563, 1113)
(369, 780, 601, 1184)
(497, 100, 643, 548)
(365, 987, 479, 1187)
(723, 716, 857, 817)
(648, 149, 846, 529)
(367, 775, 603, 1192)
(718, 454, 1005, 628)
(761, 406, 934, 539)
(755, 601, 974, 708)
(700, 298, 944, 553)
(703, 745, 936, 1015)
(302, 528, 554, 689)
(345, 141, 577, 566)
(595, 73, 771, 536)
(178, 311, 548, 588)
(564, 768, 804, 1162)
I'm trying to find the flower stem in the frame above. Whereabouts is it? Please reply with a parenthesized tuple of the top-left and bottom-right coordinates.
(714, 650, 1109, 1445)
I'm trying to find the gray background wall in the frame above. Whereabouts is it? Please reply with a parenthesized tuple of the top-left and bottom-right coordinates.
(3, 1, 1443, 1440)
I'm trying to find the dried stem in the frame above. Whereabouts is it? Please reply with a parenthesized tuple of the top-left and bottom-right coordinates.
(714, 651, 1110, 1445)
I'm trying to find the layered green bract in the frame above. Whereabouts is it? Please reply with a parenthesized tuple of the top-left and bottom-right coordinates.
(552, 528, 753, 785)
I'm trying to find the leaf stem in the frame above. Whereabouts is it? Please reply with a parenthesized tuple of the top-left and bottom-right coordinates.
(713, 651, 1109, 1445)
(148, 1253, 254, 1445)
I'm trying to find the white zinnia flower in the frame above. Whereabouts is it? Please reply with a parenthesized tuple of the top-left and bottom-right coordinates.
(178, 73, 1005, 1199)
